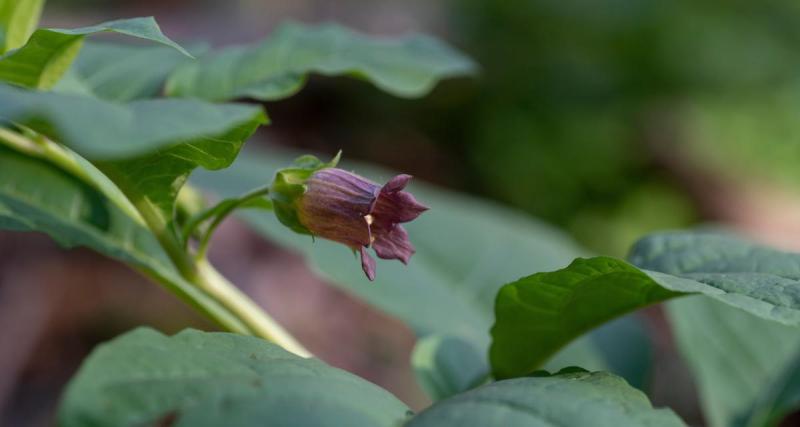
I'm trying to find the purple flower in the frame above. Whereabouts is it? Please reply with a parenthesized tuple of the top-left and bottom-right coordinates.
(296, 168, 428, 280)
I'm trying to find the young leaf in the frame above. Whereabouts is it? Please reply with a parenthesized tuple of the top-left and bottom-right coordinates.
(666, 297, 800, 427)
(0, 0, 44, 53)
(165, 22, 477, 101)
(490, 257, 683, 379)
(0, 17, 190, 89)
(0, 145, 247, 333)
(58, 328, 411, 427)
(0, 83, 264, 159)
(406, 370, 687, 427)
(191, 148, 650, 399)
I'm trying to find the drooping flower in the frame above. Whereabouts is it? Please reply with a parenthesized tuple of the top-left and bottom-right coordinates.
(269, 153, 428, 280)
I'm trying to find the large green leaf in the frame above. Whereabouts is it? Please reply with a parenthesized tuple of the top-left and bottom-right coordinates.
(0, 144, 247, 333)
(0, 17, 190, 90)
(58, 327, 411, 427)
(57, 41, 199, 102)
(406, 370, 687, 427)
(666, 296, 800, 427)
(491, 231, 800, 379)
(0, 0, 44, 53)
(165, 21, 476, 101)
(0, 82, 264, 159)
(191, 148, 655, 398)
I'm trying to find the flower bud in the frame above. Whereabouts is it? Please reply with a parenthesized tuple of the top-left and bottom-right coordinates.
(270, 153, 427, 280)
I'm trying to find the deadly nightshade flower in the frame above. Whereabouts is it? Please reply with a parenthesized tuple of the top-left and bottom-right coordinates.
(269, 154, 428, 281)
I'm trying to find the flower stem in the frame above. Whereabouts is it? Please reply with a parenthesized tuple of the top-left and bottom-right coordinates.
(181, 184, 271, 260)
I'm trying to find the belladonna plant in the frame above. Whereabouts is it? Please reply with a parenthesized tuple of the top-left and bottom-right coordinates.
(14, 8, 783, 425)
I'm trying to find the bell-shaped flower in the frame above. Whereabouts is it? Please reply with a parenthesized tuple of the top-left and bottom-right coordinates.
(270, 153, 427, 280)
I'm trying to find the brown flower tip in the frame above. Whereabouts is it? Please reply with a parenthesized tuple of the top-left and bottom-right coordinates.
(296, 169, 428, 280)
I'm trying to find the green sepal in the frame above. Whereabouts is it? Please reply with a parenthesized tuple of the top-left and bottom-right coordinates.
(268, 151, 340, 235)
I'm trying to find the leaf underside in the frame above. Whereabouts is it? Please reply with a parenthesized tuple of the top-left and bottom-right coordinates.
(166, 21, 477, 101)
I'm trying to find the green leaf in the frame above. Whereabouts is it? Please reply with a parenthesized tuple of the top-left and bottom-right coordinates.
(96, 113, 266, 234)
(405, 370, 687, 427)
(165, 21, 476, 101)
(58, 327, 411, 427)
(0, 17, 190, 90)
(491, 231, 800, 379)
(667, 297, 800, 427)
(0, 0, 44, 53)
(56, 41, 199, 101)
(191, 148, 650, 399)
(490, 257, 683, 379)
(0, 144, 247, 333)
(0, 82, 265, 159)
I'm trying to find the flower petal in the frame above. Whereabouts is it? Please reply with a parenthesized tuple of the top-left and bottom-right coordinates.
(298, 168, 380, 247)
(372, 224, 415, 264)
(381, 174, 413, 193)
(372, 190, 428, 224)
(360, 246, 377, 281)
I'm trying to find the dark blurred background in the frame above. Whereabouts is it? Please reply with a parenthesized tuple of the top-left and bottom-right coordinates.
(4, 0, 800, 425)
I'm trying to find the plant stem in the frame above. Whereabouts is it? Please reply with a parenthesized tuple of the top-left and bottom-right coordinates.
(134, 185, 310, 357)
(0, 127, 311, 357)
(195, 259, 311, 357)
(130, 191, 311, 357)
(135, 266, 252, 335)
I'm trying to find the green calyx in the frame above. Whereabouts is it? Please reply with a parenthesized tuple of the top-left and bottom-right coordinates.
(269, 151, 341, 235)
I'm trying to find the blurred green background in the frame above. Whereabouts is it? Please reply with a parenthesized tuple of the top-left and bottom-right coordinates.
(4, 0, 800, 425)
